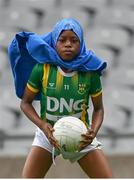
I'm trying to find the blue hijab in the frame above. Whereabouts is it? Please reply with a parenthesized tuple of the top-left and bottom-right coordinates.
(8, 18, 107, 99)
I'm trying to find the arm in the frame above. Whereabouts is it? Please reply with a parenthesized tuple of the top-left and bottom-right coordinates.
(20, 86, 59, 148)
(91, 92, 104, 137)
(79, 93, 104, 150)
(20, 87, 44, 129)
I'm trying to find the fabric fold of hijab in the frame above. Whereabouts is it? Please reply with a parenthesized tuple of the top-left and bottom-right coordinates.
(8, 18, 107, 100)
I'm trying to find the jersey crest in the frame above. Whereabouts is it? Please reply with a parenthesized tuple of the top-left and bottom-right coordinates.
(78, 83, 86, 94)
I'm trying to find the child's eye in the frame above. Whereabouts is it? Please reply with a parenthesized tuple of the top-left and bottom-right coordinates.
(58, 38, 65, 43)
(72, 39, 79, 43)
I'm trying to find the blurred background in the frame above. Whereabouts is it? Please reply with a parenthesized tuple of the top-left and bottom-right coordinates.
(0, 0, 134, 178)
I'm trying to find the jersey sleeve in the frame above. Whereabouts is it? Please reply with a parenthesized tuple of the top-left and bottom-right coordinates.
(90, 72, 102, 97)
(27, 63, 43, 93)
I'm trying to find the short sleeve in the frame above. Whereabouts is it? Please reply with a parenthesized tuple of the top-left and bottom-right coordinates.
(27, 63, 43, 93)
(90, 72, 102, 97)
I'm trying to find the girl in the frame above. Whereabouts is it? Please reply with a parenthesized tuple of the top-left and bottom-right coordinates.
(9, 18, 113, 178)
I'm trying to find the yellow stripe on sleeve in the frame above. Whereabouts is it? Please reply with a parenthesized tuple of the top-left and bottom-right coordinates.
(27, 83, 39, 93)
(91, 90, 102, 97)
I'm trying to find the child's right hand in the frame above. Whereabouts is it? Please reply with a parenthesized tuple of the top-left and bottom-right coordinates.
(41, 122, 60, 149)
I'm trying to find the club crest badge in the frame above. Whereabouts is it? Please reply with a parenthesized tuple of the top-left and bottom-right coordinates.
(78, 83, 86, 94)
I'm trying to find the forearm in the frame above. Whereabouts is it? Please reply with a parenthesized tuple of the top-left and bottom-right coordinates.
(91, 108, 104, 137)
(20, 100, 59, 148)
(20, 101, 44, 129)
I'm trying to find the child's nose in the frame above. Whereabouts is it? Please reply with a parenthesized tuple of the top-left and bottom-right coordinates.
(65, 40, 71, 46)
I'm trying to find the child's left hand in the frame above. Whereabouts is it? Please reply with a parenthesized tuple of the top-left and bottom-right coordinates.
(78, 128, 95, 151)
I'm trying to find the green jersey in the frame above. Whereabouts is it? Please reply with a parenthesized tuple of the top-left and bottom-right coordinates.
(27, 64, 102, 127)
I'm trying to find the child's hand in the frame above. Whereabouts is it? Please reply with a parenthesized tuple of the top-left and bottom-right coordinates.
(78, 128, 95, 151)
(41, 122, 60, 149)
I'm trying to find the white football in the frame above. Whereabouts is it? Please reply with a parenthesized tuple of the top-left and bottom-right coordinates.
(53, 116, 87, 152)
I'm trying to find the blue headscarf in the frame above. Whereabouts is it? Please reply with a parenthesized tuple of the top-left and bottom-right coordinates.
(8, 18, 107, 99)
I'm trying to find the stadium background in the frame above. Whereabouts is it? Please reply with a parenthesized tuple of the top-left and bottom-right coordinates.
(0, 0, 134, 178)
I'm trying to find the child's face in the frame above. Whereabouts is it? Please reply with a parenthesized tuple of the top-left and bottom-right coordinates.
(56, 30, 80, 61)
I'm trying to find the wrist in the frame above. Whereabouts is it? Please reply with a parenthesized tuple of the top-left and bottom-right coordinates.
(90, 125, 99, 137)
(89, 128, 96, 138)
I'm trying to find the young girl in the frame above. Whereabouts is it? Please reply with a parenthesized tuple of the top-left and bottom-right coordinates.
(8, 18, 113, 178)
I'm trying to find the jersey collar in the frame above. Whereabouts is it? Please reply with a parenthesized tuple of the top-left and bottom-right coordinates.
(57, 66, 77, 77)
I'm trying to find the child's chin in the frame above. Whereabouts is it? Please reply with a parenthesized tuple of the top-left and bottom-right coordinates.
(62, 58, 74, 62)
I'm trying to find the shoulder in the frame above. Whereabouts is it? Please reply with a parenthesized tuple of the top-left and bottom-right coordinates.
(30, 63, 45, 79)
(33, 63, 52, 73)
(90, 71, 101, 79)
(78, 70, 100, 78)
(35, 63, 44, 69)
